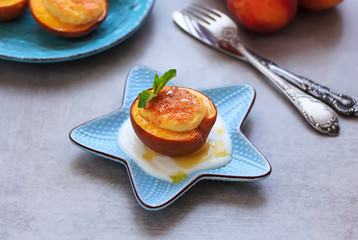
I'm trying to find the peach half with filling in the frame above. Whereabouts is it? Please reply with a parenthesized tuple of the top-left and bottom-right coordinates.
(130, 86, 217, 157)
(0, 0, 28, 21)
(29, 0, 107, 38)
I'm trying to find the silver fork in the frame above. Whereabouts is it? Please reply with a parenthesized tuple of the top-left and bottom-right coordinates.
(181, 3, 339, 136)
(173, 10, 358, 117)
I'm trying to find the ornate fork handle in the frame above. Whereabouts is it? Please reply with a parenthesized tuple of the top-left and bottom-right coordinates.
(222, 28, 339, 135)
(252, 53, 358, 116)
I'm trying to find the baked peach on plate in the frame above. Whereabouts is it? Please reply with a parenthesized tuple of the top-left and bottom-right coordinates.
(29, 0, 108, 38)
(131, 85, 217, 157)
(0, 0, 28, 21)
(70, 66, 271, 209)
(129, 69, 217, 157)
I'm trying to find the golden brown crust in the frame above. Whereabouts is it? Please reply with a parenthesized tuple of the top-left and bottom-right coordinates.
(140, 86, 207, 132)
(44, 0, 105, 25)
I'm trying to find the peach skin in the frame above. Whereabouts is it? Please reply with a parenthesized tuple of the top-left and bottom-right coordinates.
(0, 0, 28, 21)
(227, 0, 297, 34)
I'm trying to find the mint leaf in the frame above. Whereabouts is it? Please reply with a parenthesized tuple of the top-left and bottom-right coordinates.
(152, 74, 160, 93)
(155, 69, 177, 94)
(138, 90, 157, 108)
(137, 69, 177, 108)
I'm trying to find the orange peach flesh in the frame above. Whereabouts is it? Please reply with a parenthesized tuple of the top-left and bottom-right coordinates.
(130, 87, 217, 157)
(0, 0, 28, 21)
(29, 0, 107, 38)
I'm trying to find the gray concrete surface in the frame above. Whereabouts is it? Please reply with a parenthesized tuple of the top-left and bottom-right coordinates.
(1, 0, 357, 239)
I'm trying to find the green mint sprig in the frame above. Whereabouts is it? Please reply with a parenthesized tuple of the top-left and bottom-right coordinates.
(138, 69, 177, 108)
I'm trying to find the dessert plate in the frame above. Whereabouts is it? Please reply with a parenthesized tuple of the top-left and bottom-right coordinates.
(0, 0, 155, 62)
(69, 66, 272, 210)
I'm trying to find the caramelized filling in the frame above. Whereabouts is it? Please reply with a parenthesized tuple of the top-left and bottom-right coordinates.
(140, 86, 207, 132)
(132, 102, 198, 140)
(31, 0, 99, 31)
(44, 0, 105, 25)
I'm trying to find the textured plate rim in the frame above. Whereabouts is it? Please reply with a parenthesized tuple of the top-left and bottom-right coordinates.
(0, 0, 155, 63)
(69, 65, 272, 210)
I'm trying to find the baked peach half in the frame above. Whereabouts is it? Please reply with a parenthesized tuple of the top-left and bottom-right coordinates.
(29, 0, 108, 38)
(0, 0, 28, 21)
(130, 86, 217, 157)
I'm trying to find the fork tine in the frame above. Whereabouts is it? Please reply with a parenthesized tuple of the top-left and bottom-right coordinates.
(180, 10, 221, 46)
(187, 6, 217, 22)
(191, 2, 223, 18)
(180, 11, 209, 42)
(182, 9, 212, 27)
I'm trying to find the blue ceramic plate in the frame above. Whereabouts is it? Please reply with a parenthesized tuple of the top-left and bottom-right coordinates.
(0, 0, 155, 62)
(69, 66, 272, 210)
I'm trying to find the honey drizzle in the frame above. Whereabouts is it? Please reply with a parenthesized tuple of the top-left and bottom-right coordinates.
(141, 140, 229, 169)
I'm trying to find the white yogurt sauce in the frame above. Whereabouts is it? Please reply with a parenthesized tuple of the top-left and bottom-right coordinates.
(117, 116, 232, 183)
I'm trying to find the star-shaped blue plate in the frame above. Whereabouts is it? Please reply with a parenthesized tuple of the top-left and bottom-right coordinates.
(69, 66, 271, 210)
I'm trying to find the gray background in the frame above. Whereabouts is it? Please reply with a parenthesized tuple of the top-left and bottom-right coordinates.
(1, 0, 357, 239)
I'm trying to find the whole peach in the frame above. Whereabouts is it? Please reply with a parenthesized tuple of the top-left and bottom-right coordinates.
(227, 0, 298, 34)
(299, 0, 343, 11)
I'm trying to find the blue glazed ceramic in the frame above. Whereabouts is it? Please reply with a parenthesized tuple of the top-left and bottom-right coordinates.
(0, 0, 155, 62)
(69, 66, 272, 210)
